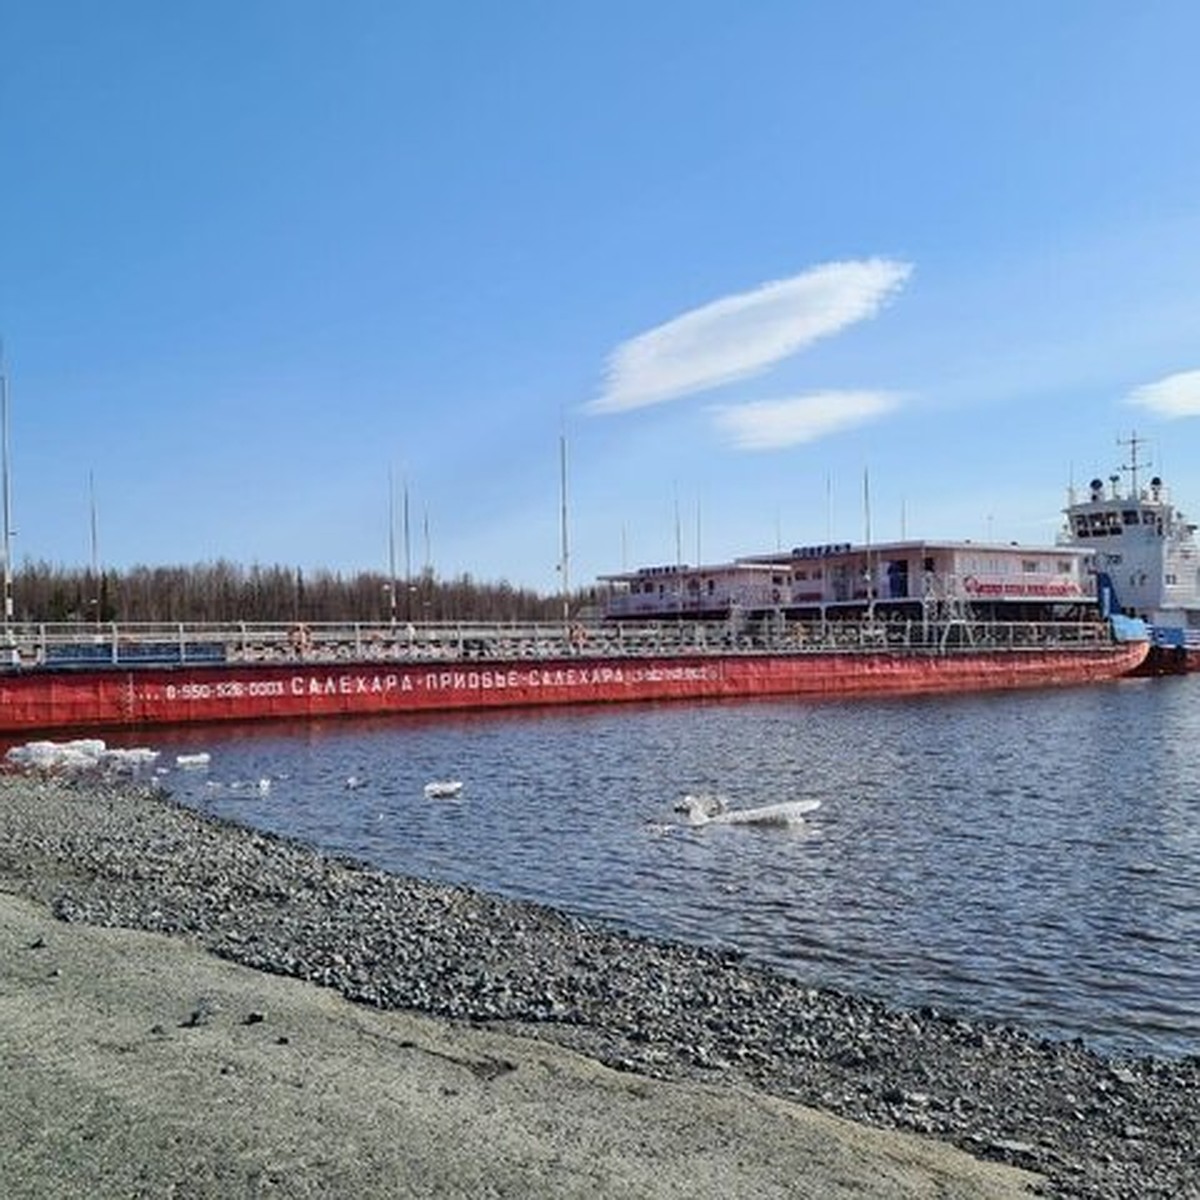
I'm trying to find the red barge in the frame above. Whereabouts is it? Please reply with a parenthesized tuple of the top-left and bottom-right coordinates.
(0, 614, 1148, 736)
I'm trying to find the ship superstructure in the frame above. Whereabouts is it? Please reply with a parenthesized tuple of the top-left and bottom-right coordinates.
(1061, 435, 1200, 668)
(599, 539, 1095, 624)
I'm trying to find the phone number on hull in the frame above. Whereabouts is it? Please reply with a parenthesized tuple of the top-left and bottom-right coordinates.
(157, 664, 720, 703)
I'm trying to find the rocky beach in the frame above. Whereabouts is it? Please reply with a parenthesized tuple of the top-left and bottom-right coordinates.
(1, 774, 1196, 1198)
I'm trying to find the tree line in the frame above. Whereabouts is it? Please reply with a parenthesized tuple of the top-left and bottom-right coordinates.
(10, 560, 584, 626)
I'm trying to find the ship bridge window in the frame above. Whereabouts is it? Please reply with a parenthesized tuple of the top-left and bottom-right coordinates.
(1057, 559, 1073, 574)
(1021, 560, 1039, 573)
(1122, 510, 1140, 525)
(1142, 512, 1157, 525)
(1074, 518, 1090, 536)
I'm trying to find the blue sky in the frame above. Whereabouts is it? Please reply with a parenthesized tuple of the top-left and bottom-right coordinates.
(4, 1, 1200, 594)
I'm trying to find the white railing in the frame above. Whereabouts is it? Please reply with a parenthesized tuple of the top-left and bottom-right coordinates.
(0, 614, 1119, 670)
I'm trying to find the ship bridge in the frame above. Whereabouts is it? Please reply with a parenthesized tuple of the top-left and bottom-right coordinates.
(1062, 445, 1200, 621)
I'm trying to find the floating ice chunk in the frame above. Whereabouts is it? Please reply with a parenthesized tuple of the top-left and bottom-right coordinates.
(6, 740, 75, 770)
(175, 753, 211, 769)
(423, 780, 464, 798)
(5, 739, 160, 775)
(675, 793, 820, 828)
(103, 748, 161, 770)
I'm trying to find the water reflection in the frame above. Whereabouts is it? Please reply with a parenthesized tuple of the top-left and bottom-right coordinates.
(114, 680, 1200, 1059)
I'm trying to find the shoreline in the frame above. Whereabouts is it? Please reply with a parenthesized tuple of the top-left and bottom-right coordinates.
(1, 775, 1196, 1198)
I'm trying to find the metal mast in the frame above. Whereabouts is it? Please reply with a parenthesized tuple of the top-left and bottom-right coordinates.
(89, 470, 100, 624)
(1119, 431, 1149, 499)
(403, 478, 412, 622)
(559, 433, 570, 624)
(0, 350, 13, 627)
(387, 469, 397, 624)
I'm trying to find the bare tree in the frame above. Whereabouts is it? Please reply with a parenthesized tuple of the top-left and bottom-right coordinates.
(12, 559, 576, 624)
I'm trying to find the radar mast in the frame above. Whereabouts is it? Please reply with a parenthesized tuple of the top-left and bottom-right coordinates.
(1118, 431, 1150, 500)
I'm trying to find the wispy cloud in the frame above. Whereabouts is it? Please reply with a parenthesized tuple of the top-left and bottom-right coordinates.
(1128, 369, 1200, 417)
(711, 390, 901, 450)
(589, 258, 913, 414)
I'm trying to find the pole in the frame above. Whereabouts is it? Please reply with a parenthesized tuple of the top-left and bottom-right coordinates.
(387, 469, 397, 625)
(673, 487, 682, 616)
(403, 479, 412, 623)
(89, 470, 100, 625)
(0, 355, 13, 627)
(863, 467, 873, 613)
(559, 433, 570, 624)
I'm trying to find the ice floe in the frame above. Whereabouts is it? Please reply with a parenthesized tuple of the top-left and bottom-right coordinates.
(673, 792, 820, 828)
(5, 739, 161, 775)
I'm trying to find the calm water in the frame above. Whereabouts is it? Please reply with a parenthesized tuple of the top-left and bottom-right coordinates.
(120, 675, 1199, 1060)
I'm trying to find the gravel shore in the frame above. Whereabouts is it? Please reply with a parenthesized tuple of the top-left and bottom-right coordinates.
(1, 775, 1196, 1199)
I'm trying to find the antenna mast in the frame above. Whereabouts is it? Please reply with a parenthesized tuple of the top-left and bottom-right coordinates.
(1118, 431, 1149, 498)
(403, 478, 412, 622)
(559, 433, 570, 623)
(0, 348, 13, 628)
(89, 470, 100, 624)
(387, 469, 397, 624)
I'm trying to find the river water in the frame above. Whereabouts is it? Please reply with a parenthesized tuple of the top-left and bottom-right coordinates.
(124, 674, 1199, 1060)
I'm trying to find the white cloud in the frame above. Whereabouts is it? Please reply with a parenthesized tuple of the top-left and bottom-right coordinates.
(588, 258, 913, 414)
(1127, 369, 1200, 417)
(711, 390, 901, 450)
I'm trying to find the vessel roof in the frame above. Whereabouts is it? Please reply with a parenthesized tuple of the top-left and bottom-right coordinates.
(599, 538, 1090, 582)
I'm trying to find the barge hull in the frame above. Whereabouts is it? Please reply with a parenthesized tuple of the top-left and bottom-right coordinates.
(0, 643, 1149, 735)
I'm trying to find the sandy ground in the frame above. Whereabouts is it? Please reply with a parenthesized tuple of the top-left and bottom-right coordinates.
(0, 891, 1042, 1199)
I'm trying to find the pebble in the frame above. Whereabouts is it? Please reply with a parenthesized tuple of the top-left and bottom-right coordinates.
(1, 776, 1197, 1200)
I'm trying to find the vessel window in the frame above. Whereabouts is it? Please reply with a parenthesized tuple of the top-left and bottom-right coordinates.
(1057, 560, 1073, 574)
(923, 557, 935, 572)
(1142, 512, 1157, 525)
(1074, 518, 1089, 536)
(1122, 510, 1139, 525)
(1021, 560, 1039, 573)
(1166, 574, 1178, 585)
(706, 579, 715, 593)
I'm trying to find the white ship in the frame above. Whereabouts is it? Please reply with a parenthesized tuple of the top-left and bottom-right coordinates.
(1061, 434, 1200, 671)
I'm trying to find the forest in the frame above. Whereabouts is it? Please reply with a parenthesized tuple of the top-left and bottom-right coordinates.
(9, 560, 585, 626)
